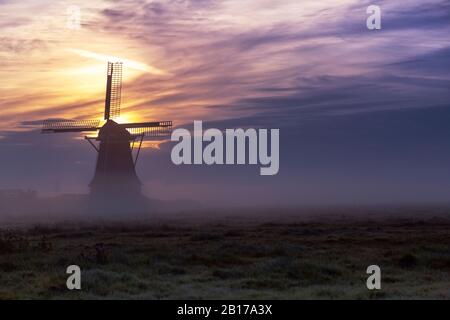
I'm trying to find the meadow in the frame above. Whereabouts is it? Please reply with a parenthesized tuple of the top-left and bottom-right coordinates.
(0, 206, 449, 299)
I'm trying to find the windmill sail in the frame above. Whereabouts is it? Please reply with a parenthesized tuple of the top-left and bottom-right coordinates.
(120, 121, 172, 137)
(42, 119, 100, 133)
(104, 62, 122, 120)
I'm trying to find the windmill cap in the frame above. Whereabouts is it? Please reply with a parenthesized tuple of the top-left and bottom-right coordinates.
(98, 120, 132, 140)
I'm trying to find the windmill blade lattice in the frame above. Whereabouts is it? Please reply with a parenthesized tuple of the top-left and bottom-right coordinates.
(104, 62, 122, 120)
(121, 121, 172, 137)
(42, 119, 100, 133)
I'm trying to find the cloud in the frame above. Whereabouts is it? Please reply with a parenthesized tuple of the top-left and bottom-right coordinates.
(0, 37, 47, 54)
(68, 49, 168, 75)
(93, 0, 448, 124)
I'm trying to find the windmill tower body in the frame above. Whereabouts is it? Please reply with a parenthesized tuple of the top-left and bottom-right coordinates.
(89, 120, 142, 197)
(42, 62, 172, 209)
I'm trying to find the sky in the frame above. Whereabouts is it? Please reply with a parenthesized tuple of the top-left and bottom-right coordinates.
(0, 0, 449, 206)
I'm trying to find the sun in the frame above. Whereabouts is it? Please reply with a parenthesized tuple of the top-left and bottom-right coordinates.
(109, 114, 140, 124)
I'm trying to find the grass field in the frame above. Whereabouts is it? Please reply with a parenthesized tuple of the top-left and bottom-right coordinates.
(1, 207, 450, 299)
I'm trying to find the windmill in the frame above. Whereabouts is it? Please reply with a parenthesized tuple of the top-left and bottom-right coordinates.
(42, 62, 172, 200)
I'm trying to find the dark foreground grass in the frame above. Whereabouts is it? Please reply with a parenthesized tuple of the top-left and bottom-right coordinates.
(0, 208, 450, 299)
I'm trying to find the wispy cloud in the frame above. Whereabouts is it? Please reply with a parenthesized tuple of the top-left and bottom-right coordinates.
(68, 48, 168, 75)
(1, 0, 448, 133)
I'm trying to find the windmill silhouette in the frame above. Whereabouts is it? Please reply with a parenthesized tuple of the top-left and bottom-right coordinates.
(43, 62, 172, 200)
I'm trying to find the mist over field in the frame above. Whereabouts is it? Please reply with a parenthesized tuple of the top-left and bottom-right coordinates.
(1, 206, 450, 299)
